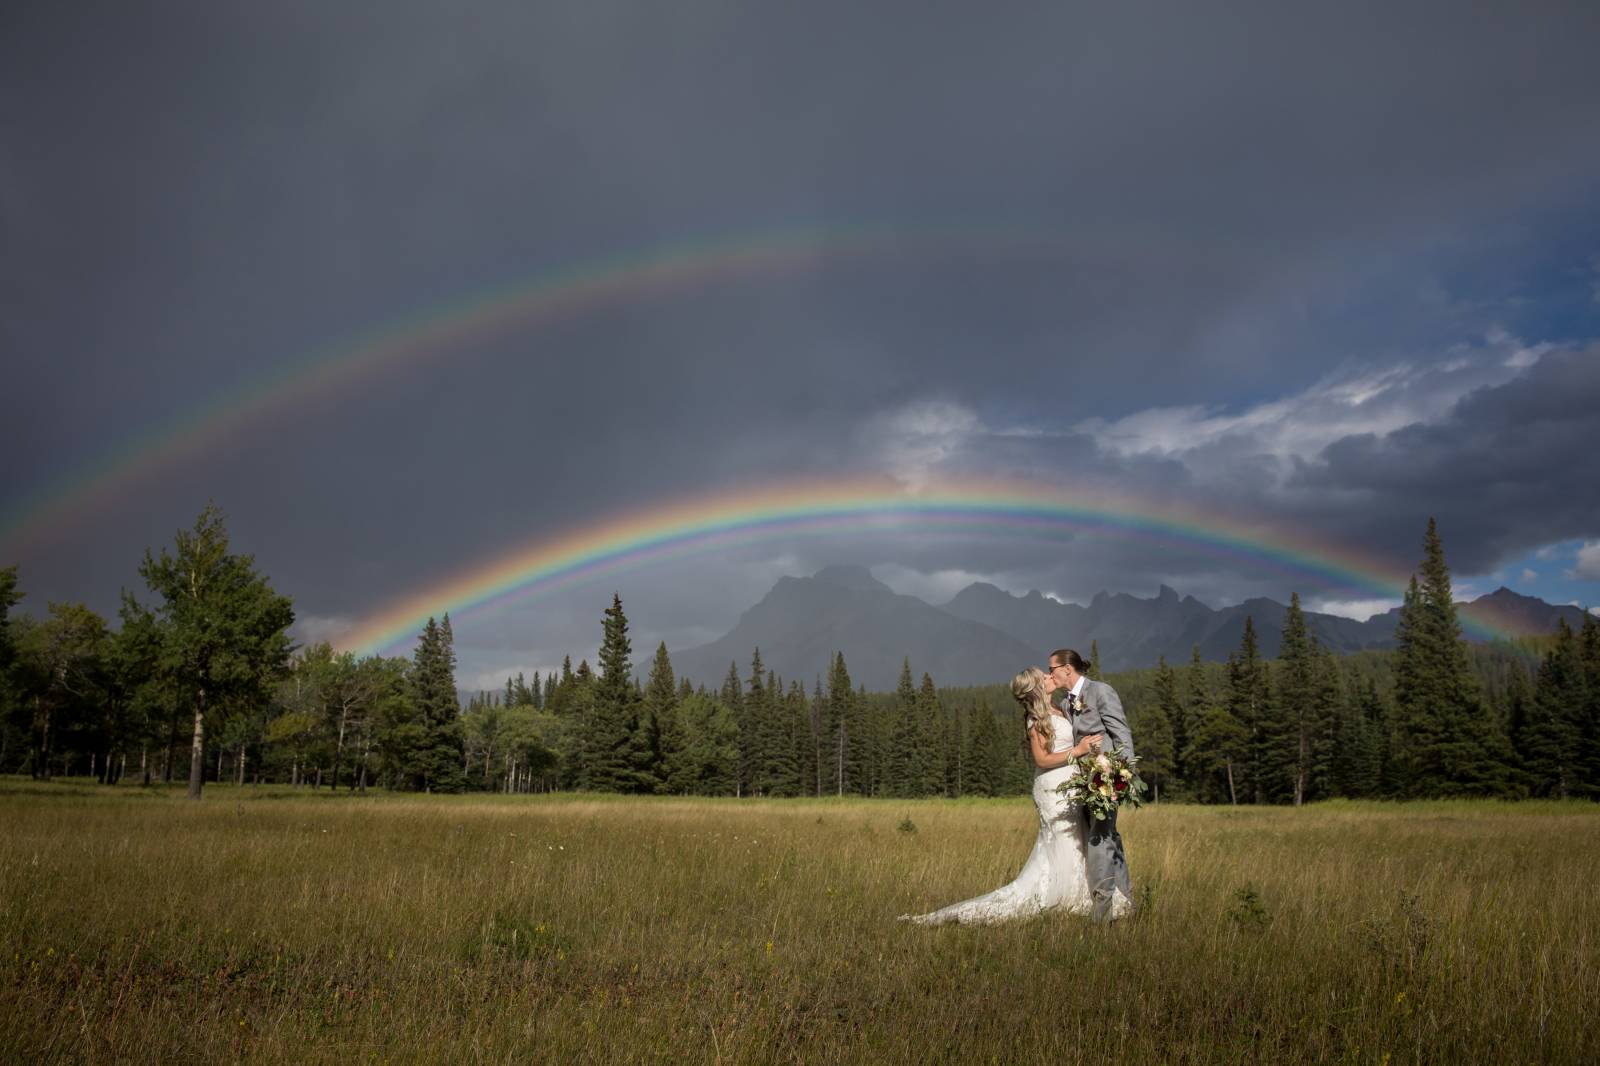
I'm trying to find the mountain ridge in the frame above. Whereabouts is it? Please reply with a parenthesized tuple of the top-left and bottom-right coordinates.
(670, 570, 1587, 689)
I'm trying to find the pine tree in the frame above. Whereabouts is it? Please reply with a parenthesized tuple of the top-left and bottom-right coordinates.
(1089, 640, 1102, 679)
(1391, 519, 1506, 796)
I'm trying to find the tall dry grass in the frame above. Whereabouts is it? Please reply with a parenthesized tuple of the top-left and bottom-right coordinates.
(2, 778, 1595, 1063)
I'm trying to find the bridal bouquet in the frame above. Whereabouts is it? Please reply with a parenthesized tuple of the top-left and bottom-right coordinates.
(1056, 746, 1147, 821)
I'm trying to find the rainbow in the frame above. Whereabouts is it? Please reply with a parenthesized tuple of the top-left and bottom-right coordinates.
(0, 224, 1116, 556)
(332, 477, 1513, 655)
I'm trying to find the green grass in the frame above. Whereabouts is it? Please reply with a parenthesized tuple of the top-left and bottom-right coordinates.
(2, 778, 1596, 1064)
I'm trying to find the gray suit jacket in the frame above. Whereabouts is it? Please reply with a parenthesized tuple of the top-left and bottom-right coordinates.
(1060, 678, 1135, 762)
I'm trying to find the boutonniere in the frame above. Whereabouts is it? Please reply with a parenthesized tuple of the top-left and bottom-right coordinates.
(1067, 692, 1085, 714)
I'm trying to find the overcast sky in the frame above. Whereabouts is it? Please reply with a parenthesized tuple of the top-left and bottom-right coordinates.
(4, 0, 1599, 688)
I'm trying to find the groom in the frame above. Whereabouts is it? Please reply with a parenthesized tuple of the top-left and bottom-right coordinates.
(1048, 648, 1135, 922)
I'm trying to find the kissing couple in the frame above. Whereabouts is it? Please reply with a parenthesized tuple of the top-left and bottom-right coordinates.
(902, 648, 1135, 925)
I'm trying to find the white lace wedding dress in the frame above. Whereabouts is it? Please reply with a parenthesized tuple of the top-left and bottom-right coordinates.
(902, 712, 1092, 925)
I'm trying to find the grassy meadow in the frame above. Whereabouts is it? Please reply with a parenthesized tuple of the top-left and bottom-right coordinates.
(2, 780, 1596, 1064)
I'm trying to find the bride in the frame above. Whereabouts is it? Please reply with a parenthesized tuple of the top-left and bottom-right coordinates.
(901, 666, 1102, 925)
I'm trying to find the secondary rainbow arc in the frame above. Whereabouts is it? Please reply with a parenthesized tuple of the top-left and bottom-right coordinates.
(0, 223, 1115, 555)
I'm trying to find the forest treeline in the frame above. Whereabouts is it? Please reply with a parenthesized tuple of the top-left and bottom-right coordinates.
(2, 510, 1597, 802)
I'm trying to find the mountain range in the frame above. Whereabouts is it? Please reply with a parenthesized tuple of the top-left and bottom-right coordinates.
(670, 565, 1588, 691)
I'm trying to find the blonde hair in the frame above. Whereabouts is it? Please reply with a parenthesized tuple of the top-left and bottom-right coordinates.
(1012, 666, 1054, 747)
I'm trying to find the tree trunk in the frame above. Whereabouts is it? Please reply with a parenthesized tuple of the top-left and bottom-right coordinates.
(216, 746, 223, 784)
(315, 766, 323, 789)
(836, 724, 845, 798)
(1226, 757, 1237, 806)
(236, 746, 246, 787)
(163, 713, 178, 783)
(187, 688, 206, 800)
(32, 697, 52, 781)
(332, 704, 349, 792)
(140, 748, 149, 786)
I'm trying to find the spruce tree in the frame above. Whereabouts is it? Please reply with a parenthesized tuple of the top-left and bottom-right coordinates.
(742, 649, 766, 795)
(1180, 645, 1208, 784)
(1228, 617, 1271, 803)
(642, 643, 678, 794)
(1391, 519, 1506, 795)
(1525, 619, 1585, 797)
(810, 677, 825, 796)
(825, 653, 855, 795)
(1089, 640, 1102, 679)
(946, 701, 968, 797)
(1344, 677, 1388, 797)
(889, 659, 919, 796)
(1276, 593, 1317, 806)
(1186, 703, 1248, 805)
(586, 594, 643, 792)
(1577, 612, 1600, 797)
(723, 656, 745, 787)
(965, 701, 1002, 796)
(916, 673, 947, 795)
(1308, 645, 1344, 799)
(1139, 656, 1181, 800)
(546, 656, 577, 715)
(769, 679, 806, 797)
(410, 615, 466, 793)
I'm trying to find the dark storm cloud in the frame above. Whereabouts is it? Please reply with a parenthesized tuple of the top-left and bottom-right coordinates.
(1292, 345, 1600, 573)
(3, 0, 1600, 667)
